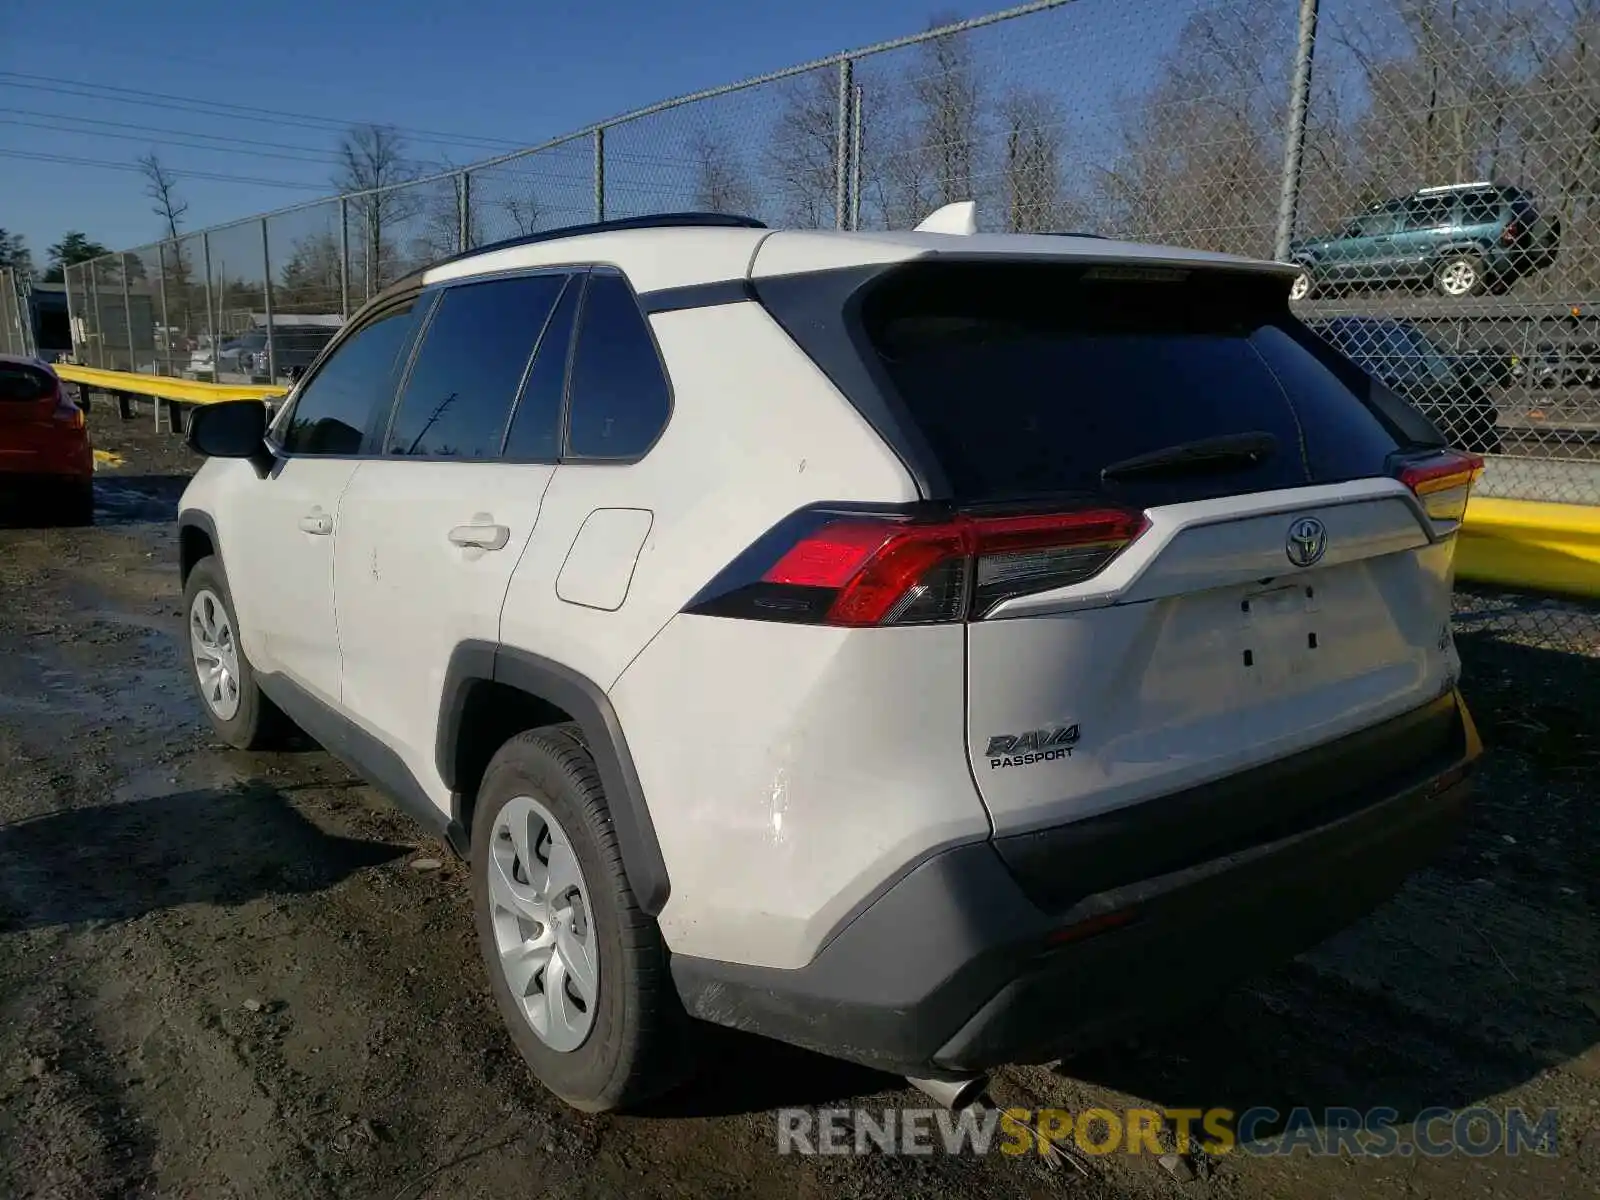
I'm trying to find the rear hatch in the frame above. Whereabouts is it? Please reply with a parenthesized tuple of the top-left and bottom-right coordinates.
(757, 255, 1477, 836)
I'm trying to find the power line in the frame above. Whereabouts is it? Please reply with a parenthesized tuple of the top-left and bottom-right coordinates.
(0, 105, 347, 159)
(0, 72, 527, 151)
(0, 148, 330, 190)
(0, 116, 346, 166)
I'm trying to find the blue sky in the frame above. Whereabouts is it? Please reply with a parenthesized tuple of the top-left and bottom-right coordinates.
(1, 0, 1011, 258)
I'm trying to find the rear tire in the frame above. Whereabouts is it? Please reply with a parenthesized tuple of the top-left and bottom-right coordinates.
(470, 726, 691, 1112)
(182, 556, 290, 750)
(1434, 254, 1486, 298)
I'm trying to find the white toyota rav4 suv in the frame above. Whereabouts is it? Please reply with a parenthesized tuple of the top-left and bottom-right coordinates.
(177, 208, 1483, 1113)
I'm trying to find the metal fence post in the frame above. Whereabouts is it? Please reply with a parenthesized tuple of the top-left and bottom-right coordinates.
(120, 254, 136, 372)
(62, 266, 77, 362)
(850, 82, 863, 231)
(594, 127, 607, 222)
(458, 171, 472, 253)
(89, 266, 104, 369)
(835, 58, 854, 230)
(20, 273, 36, 358)
(367, 203, 379, 301)
(1274, 0, 1320, 263)
(0, 269, 17, 356)
(339, 196, 351, 319)
(260, 219, 276, 381)
(156, 243, 172, 376)
(201, 232, 215, 381)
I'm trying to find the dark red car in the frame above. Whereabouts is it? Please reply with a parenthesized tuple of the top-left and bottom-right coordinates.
(0, 354, 93, 525)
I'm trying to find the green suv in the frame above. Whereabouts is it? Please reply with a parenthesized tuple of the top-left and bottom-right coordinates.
(1289, 183, 1560, 300)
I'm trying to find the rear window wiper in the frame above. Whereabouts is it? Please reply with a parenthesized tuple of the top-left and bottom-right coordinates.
(1100, 431, 1278, 482)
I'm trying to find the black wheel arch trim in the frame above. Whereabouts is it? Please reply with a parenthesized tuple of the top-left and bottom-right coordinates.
(437, 640, 671, 916)
(177, 508, 221, 584)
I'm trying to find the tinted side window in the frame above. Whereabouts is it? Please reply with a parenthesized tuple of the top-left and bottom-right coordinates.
(0, 362, 54, 402)
(503, 275, 581, 461)
(1351, 207, 1401, 237)
(385, 274, 565, 459)
(1403, 195, 1452, 230)
(566, 274, 672, 459)
(1459, 189, 1503, 225)
(279, 300, 417, 455)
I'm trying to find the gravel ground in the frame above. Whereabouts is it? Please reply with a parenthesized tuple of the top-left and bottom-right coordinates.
(1, 407, 1596, 1199)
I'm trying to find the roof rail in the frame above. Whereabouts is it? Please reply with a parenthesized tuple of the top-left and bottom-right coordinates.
(426, 212, 767, 272)
(1414, 181, 1495, 195)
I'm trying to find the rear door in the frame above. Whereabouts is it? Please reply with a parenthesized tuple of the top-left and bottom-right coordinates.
(1329, 206, 1402, 283)
(333, 270, 575, 808)
(846, 260, 1468, 834)
(1397, 194, 1455, 280)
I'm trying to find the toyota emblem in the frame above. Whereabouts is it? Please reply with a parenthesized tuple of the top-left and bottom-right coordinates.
(1285, 516, 1328, 568)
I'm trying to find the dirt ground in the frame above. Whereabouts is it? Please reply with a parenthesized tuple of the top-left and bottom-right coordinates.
(1, 406, 1596, 1199)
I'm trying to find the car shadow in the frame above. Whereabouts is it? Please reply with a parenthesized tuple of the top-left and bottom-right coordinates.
(1053, 621, 1598, 1138)
(636, 1022, 906, 1118)
(0, 782, 411, 932)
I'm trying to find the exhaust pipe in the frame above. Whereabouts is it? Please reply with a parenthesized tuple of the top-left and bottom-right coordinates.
(906, 1073, 988, 1110)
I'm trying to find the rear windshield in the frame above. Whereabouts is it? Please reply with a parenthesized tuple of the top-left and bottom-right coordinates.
(851, 261, 1407, 506)
(0, 363, 54, 403)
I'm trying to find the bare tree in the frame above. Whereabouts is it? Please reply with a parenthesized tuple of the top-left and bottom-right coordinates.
(412, 171, 482, 263)
(334, 124, 423, 294)
(914, 18, 981, 207)
(689, 130, 757, 215)
(139, 153, 189, 241)
(999, 92, 1071, 232)
(277, 231, 343, 313)
(766, 70, 845, 228)
(500, 194, 545, 236)
(1095, 0, 1283, 256)
(868, 17, 982, 230)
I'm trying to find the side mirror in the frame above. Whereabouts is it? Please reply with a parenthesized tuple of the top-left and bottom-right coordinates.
(187, 400, 276, 477)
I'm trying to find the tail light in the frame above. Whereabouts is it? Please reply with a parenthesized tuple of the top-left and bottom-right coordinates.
(686, 506, 1149, 627)
(1501, 221, 1521, 246)
(48, 382, 85, 430)
(1397, 450, 1483, 524)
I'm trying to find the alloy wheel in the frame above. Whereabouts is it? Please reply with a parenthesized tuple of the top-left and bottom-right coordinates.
(189, 588, 241, 721)
(487, 795, 600, 1052)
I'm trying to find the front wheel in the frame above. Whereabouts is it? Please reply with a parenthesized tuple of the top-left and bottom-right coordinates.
(182, 556, 290, 750)
(1289, 268, 1315, 301)
(470, 726, 691, 1112)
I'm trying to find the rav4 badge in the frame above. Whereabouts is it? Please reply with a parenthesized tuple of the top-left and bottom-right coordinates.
(985, 724, 1080, 769)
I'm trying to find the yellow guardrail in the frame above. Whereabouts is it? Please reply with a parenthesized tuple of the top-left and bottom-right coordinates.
(1458, 497, 1600, 601)
(55, 364, 288, 405)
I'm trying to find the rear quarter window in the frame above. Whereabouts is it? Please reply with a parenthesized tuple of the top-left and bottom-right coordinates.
(0, 363, 54, 402)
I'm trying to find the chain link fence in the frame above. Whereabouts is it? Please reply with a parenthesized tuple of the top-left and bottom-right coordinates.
(55, 0, 1597, 649)
(0, 268, 32, 358)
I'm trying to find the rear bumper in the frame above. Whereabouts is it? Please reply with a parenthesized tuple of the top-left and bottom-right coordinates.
(0, 469, 93, 495)
(671, 692, 1478, 1077)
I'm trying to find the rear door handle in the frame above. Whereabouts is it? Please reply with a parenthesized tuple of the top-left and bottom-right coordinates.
(448, 522, 510, 551)
(298, 511, 333, 536)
